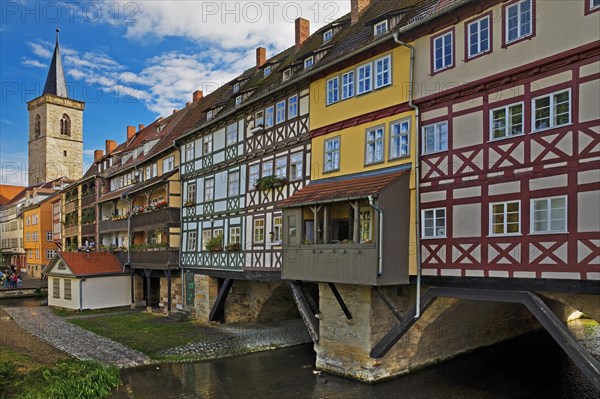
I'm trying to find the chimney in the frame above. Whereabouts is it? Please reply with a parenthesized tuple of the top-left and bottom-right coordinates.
(139, 124, 145, 131)
(105, 140, 117, 155)
(351, 0, 371, 24)
(193, 90, 203, 103)
(256, 47, 266, 68)
(93, 150, 104, 163)
(127, 125, 136, 140)
(295, 18, 310, 49)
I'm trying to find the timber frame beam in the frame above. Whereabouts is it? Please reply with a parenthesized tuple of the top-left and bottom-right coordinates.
(209, 278, 234, 322)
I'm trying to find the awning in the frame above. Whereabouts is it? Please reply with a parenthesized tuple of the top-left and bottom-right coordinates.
(278, 166, 411, 208)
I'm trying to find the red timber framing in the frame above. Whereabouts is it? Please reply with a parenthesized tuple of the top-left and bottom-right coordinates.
(418, 43, 600, 281)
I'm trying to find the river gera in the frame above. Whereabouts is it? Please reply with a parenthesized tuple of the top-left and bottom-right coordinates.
(111, 320, 600, 399)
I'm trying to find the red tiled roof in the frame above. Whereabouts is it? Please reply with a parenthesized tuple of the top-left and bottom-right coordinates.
(278, 168, 410, 208)
(0, 185, 26, 205)
(95, 186, 130, 204)
(54, 252, 124, 276)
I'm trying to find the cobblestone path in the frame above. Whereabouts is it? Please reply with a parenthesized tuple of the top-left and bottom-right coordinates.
(3, 307, 150, 368)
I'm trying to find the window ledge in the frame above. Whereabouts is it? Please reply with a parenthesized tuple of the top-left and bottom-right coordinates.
(529, 231, 569, 235)
(487, 234, 522, 237)
(489, 132, 525, 143)
(530, 123, 573, 135)
(422, 149, 448, 156)
(421, 235, 447, 240)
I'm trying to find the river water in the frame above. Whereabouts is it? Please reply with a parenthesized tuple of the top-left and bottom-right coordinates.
(112, 320, 600, 399)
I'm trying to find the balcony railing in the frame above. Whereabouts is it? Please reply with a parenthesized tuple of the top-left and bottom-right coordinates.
(81, 194, 96, 208)
(117, 249, 179, 270)
(81, 223, 96, 237)
(131, 208, 179, 232)
(64, 225, 78, 237)
(99, 218, 128, 233)
(64, 201, 78, 214)
(181, 251, 244, 272)
(282, 244, 379, 285)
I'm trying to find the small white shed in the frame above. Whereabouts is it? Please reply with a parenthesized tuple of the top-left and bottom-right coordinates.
(44, 252, 131, 310)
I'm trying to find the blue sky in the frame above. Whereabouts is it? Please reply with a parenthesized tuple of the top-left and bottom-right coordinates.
(0, 0, 350, 186)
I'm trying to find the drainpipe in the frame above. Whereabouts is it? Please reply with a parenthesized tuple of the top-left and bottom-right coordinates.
(368, 195, 384, 276)
(79, 278, 83, 311)
(392, 33, 422, 318)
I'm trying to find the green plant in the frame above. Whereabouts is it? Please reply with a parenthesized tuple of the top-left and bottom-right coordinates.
(225, 242, 241, 251)
(255, 175, 287, 190)
(0, 360, 19, 395)
(205, 234, 224, 251)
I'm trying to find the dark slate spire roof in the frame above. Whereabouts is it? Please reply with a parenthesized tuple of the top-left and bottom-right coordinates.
(43, 29, 68, 98)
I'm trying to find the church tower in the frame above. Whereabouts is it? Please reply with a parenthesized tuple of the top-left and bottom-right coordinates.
(27, 30, 85, 185)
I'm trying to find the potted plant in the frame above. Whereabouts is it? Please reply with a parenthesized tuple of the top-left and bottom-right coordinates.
(255, 175, 287, 191)
(225, 242, 241, 252)
(184, 201, 195, 207)
(205, 234, 224, 252)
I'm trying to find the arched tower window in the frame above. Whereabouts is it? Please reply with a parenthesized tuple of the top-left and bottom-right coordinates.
(34, 115, 41, 138)
(60, 114, 71, 136)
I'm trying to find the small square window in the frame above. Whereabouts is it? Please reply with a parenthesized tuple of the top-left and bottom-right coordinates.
(304, 56, 314, 70)
(374, 20, 388, 36)
(432, 30, 454, 72)
(422, 208, 446, 238)
(264, 65, 272, 78)
(282, 69, 291, 82)
(323, 29, 333, 43)
(504, 0, 533, 46)
(233, 82, 240, 93)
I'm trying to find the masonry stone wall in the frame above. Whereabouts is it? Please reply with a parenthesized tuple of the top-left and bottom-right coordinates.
(159, 275, 182, 311)
(192, 274, 219, 321)
(224, 281, 299, 323)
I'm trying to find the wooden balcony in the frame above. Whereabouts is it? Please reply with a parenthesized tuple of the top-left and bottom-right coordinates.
(282, 244, 383, 285)
(64, 225, 78, 237)
(182, 251, 244, 272)
(118, 249, 179, 270)
(131, 208, 179, 232)
(64, 200, 77, 214)
(81, 194, 96, 208)
(99, 218, 128, 233)
(81, 223, 96, 237)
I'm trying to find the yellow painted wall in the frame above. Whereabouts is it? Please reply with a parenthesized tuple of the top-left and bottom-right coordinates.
(310, 47, 411, 130)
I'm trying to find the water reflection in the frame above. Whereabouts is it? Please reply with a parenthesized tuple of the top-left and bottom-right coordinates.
(114, 322, 600, 399)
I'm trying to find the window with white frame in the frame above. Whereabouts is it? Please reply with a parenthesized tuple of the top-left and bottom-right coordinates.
(592, 0, 600, 10)
(323, 29, 333, 43)
(365, 126, 384, 165)
(422, 208, 446, 238)
(226, 123, 238, 146)
(254, 219, 265, 243)
(202, 230, 212, 250)
(46, 232, 53, 242)
(233, 82, 240, 93)
(185, 143, 194, 162)
(467, 15, 490, 58)
(262, 161, 273, 177)
(531, 196, 567, 233)
(204, 178, 214, 202)
(359, 208, 373, 242)
(229, 226, 241, 244)
(390, 119, 410, 159)
(36, 249, 39, 259)
(26, 232, 30, 242)
(255, 110, 264, 127)
(422, 122, 448, 154)
(163, 156, 175, 173)
(235, 96, 242, 106)
(264, 65, 272, 78)
(275, 157, 287, 178)
(33, 232, 38, 242)
(249, 165, 260, 188)
(491, 102, 523, 139)
(207, 110, 213, 121)
(26, 217, 30, 226)
(276, 100, 286, 124)
(32, 214, 38, 225)
(505, 0, 532, 44)
(326, 77, 339, 105)
(228, 172, 240, 197)
(265, 106, 274, 128)
(273, 216, 283, 242)
(341, 71, 355, 100)
(374, 55, 391, 89)
(490, 201, 520, 235)
(324, 136, 340, 172)
(64, 279, 71, 300)
(288, 95, 298, 119)
(289, 153, 303, 180)
(187, 231, 197, 251)
(304, 56, 314, 69)
(187, 183, 196, 204)
(357, 63, 372, 95)
(433, 30, 453, 72)
(282, 69, 292, 82)
(533, 90, 571, 131)
(203, 135, 213, 155)
(374, 20, 388, 36)
(46, 249, 57, 260)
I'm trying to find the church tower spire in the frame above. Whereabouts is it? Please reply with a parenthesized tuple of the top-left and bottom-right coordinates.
(43, 28, 68, 98)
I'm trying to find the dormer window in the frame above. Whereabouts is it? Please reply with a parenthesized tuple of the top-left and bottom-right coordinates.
(304, 56, 314, 70)
(233, 82, 240, 93)
(282, 69, 291, 82)
(207, 110, 213, 121)
(235, 96, 242, 106)
(374, 20, 388, 36)
(264, 65, 272, 78)
(323, 29, 333, 43)
(255, 110, 264, 127)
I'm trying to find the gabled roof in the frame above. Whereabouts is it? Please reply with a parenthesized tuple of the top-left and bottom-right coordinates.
(44, 252, 125, 277)
(278, 167, 411, 208)
(43, 30, 68, 98)
(0, 185, 26, 206)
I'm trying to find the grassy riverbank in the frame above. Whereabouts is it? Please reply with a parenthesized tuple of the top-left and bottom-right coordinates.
(69, 312, 209, 358)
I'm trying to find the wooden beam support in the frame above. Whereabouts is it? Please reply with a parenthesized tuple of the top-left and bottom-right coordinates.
(350, 201, 360, 243)
(287, 281, 319, 343)
(375, 287, 403, 321)
(328, 283, 352, 320)
(297, 281, 319, 315)
(209, 278, 234, 322)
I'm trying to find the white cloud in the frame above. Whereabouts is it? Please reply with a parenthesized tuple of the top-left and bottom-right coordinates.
(22, 57, 46, 68)
(29, 42, 52, 59)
